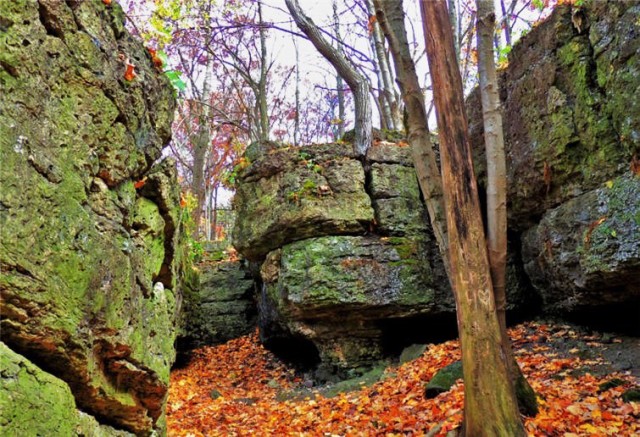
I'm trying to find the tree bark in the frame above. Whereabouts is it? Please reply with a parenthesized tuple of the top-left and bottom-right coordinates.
(373, 0, 450, 277)
(332, 1, 346, 139)
(366, 0, 400, 131)
(257, 0, 270, 141)
(191, 127, 208, 239)
(476, 0, 537, 416)
(286, 0, 372, 157)
(420, 1, 525, 435)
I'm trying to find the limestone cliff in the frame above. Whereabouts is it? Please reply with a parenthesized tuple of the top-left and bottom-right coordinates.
(0, 1, 181, 434)
(231, 1, 640, 379)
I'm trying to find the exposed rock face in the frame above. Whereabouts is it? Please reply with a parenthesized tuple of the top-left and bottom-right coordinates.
(232, 142, 374, 260)
(0, 1, 179, 435)
(467, 1, 640, 231)
(259, 235, 440, 378)
(231, 2, 640, 379)
(179, 261, 256, 351)
(522, 174, 640, 313)
(0, 342, 133, 437)
(236, 143, 533, 379)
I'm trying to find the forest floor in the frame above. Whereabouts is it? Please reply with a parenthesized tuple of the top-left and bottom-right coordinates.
(166, 320, 639, 436)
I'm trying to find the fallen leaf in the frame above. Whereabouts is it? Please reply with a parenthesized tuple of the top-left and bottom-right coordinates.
(124, 62, 137, 81)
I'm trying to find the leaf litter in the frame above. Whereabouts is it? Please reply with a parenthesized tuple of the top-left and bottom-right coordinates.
(167, 321, 639, 436)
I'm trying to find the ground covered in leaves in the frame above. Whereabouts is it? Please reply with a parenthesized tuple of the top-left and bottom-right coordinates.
(167, 321, 639, 436)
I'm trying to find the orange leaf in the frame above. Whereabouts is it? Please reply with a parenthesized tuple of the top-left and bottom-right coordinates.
(103, 0, 112, 5)
(631, 154, 640, 176)
(134, 178, 146, 189)
(147, 47, 164, 69)
(180, 193, 187, 208)
(543, 161, 552, 194)
(367, 15, 377, 34)
(124, 63, 137, 81)
(583, 216, 607, 246)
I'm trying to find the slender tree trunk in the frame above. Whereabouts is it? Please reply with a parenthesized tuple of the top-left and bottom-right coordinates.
(476, 0, 537, 416)
(286, 0, 371, 157)
(192, 130, 207, 239)
(420, 1, 525, 435)
(373, 0, 450, 276)
(257, 0, 269, 141)
(447, 0, 459, 58)
(212, 186, 219, 240)
(366, 0, 399, 131)
(294, 37, 300, 145)
(332, 1, 346, 139)
(478, 0, 508, 360)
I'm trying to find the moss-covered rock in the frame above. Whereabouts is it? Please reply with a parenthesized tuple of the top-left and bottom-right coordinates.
(232, 143, 374, 260)
(259, 235, 450, 378)
(467, 1, 639, 230)
(522, 173, 640, 313)
(263, 235, 439, 318)
(0, 342, 133, 437)
(0, 1, 180, 434)
(369, 162, 429, 236)
(424, 361, 463, 398)
(179, 260, 256, 351)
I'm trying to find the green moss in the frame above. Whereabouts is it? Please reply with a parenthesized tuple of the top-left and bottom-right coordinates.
(0, 342, 79, 436)
(598, 378, 626, 392)
(622, 388, 640, 402)
(515, 370, 539, 416)
(383, 237, 418, 259)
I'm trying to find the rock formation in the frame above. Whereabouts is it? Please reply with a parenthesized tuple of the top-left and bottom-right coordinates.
(467, 1, 640, 230)
(0, 1, 182, 434)
(179, 260, 256, 351)
(234, 142, 534, 379)
(232, 1, 640, 379)
(467, 1, 640, 328)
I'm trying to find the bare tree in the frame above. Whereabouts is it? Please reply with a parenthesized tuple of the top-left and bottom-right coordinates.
(476, 0, 537, 416)
(373, 0, 449, 275)
(286, 0, 372, 157)
(420, 0, 525, 434)
(332, 1, 347, 139)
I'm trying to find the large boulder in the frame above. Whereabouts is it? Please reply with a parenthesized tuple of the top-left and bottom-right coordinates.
(0, 1, 180, 434)
(522, 174, 640, 314)
(250, 144, 534, 378)
(232, 142, 374, 260)
(259, 235, 446, 379)
(179, 260, 256, 351)
(467, 1, 640, 230)
(0, 342, 133, 437)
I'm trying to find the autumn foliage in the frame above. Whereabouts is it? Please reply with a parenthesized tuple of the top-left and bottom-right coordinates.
(167, 322, 638, 436)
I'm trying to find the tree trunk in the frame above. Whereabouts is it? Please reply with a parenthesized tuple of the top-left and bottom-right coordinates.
(286, 0, 372, 157)
(373, 0, 450, 277)
(332, 1, 346, 139)
(212, 186, 219, 240)
(366, 0, 399, 131)
(476, 0, 537, 416)
(293, 35, 301, 145)
(191, 129, 208, 239)
(420, 1, 525, 435)
(257, 0, 270, 141)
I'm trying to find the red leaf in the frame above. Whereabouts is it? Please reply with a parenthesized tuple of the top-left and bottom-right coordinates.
(124, 63, 136, 81)
(147, 48, 164, 70)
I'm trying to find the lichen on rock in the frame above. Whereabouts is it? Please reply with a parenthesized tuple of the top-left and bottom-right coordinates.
(521, 173, 640, 313)
(0, 0, 181, 434)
